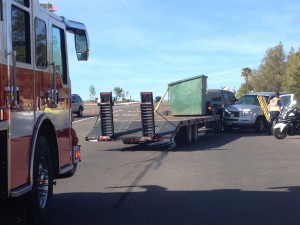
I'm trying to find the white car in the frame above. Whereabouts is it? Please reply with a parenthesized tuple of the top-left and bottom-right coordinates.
(222, 92, 292, 132)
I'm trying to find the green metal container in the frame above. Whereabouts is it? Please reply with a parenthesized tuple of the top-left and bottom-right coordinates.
(168, 75, 207, 116)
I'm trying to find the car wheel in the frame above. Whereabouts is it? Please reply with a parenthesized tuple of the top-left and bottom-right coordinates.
(254, 117, 265, 133)
(77, 107, 83, 117)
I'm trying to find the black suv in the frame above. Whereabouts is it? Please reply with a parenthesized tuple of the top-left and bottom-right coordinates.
(154, 96, 161, 103)
(206, 89, 237, 115)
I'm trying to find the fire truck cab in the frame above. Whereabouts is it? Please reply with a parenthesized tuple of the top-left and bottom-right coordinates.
(0, 0, 89, 224)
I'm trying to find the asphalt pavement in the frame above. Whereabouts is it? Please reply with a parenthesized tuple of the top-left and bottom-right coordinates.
(48, 105, 300, 225)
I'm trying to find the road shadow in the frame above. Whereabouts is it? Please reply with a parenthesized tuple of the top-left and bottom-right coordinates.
(176, 128, 273, 151)
(46, 185, 300, 225)
(105, 129, 269, 152)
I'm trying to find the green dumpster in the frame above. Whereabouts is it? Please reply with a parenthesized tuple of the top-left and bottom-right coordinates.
(168, 75, 207, 116)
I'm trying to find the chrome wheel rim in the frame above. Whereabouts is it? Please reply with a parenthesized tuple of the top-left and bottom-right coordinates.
(38, 156, 49, 208)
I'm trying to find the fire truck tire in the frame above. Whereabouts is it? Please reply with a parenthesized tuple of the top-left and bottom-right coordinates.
(28, 136, 53, 225)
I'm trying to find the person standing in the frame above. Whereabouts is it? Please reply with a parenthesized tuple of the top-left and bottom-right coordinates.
(268, 92, 281, 135)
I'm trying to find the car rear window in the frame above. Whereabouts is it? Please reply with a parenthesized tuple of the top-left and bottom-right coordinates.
(207, 91, 222, 102)
(223, 92, 236, 105)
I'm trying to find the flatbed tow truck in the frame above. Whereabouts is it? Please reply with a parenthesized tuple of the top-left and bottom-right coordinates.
(86, 76, 221, 146)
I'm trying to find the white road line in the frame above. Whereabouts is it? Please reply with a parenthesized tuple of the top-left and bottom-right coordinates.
(73, 116, 97, 123)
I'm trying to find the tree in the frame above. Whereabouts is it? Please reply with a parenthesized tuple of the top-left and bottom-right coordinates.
(113, 87, 123, 102)
(236, 83, 249, 98)
(238, 43, 300, 97)
(283, 48, 300, 98)
(240, 67, 253, 93)
(253, 42, 286, 91)
(89, 84, 96, 100)
(241, 67, 252, 82)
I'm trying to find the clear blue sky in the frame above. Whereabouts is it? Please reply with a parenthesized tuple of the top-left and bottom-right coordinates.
(55, 0, 300, 101)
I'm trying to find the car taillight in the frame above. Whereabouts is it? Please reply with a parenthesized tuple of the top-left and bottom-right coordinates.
(207, 103, 213, 111)
(206, 102, 214, 115)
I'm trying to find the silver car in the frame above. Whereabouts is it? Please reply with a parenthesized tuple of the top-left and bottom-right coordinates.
(71, 94, 84, 117)
(222, 92, 292, 132)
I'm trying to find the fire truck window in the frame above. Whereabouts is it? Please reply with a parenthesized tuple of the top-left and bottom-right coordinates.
(35, 19, 47, 68)
(11, 6, 31, 64)
(13, 0, 29, 7)
(52, 26, 67, 84)
(0, 1, 3, 21)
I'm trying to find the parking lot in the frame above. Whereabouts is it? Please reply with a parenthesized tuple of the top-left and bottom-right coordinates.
(47, 105, 300, 225)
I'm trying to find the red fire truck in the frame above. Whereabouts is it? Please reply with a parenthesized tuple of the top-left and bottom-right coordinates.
(0, 0, 89, 224)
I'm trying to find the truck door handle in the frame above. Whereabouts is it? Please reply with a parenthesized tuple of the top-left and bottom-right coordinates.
(6, 51, 19, 109)
(49, 62, 58, 108)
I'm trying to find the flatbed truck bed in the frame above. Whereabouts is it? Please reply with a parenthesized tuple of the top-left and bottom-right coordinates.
(86, 92, 220, 145)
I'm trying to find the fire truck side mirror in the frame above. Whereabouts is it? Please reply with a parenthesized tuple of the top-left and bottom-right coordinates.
(75, 32, 89, 61)
(64, 18, 90, 61)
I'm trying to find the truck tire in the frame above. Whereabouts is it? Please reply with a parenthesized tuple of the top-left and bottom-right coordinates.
(28, 136, 53, 225)
(174, 126, 192, 145)
(183, 125, 192, 145)
(191, 124, 198, 143)
(174, 128, 183, 145)
(254, 117, 266, 133)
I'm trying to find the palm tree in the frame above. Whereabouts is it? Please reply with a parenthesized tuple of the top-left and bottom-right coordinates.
(241, 67, 252, 92)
